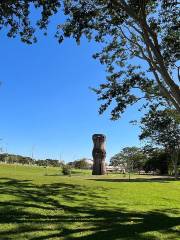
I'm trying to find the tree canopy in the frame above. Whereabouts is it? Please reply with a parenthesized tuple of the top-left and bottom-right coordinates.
(1, 1, 180, 117)
(110, 147, 146, 172)
(143, 149, 170, 175)
(139, 107, 180, 179)
(57, 0, 180, 118)
(139, 108, 180, 151)
(0, 0, 60, 44)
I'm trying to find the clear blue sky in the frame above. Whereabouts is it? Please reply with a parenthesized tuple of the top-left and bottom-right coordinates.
(0, 21, 143, 162)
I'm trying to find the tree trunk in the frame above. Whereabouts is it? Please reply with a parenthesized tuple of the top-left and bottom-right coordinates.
(174, 160, 178, 180)
(172, 150, 179, 180)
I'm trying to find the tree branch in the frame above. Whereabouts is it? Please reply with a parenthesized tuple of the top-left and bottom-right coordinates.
(148, 63, 180, 112)
(139, 9, 180, 107)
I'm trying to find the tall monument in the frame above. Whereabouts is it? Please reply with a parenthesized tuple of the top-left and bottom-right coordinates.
(92, 134, 106, 175)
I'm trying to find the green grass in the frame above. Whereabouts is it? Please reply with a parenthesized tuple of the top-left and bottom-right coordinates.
(0, 164, 180, 240)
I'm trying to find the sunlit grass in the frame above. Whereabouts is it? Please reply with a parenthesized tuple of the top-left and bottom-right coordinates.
(0, 164, 180, 240)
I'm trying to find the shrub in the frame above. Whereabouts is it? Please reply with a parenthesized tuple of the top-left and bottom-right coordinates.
(62, 165, 71, 176)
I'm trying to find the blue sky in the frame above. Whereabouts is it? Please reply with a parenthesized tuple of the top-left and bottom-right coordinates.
(0, 22, 143, 162)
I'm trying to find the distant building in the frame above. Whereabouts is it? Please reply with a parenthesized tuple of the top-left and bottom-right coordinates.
(84, 159, 93, 166)
(106, 164, 126, 173)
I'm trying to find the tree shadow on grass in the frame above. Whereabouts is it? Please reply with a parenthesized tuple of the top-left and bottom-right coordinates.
(89, 177, 179, 183)
(0, 177, 179, 240)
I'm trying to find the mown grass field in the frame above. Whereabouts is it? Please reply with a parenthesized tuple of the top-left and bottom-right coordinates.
(0, 164, 180, 240)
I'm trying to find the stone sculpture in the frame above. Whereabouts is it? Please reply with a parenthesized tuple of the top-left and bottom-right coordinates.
(92, 134, 106, 175)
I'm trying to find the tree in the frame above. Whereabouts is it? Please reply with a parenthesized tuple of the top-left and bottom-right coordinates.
(2, 1, 179, 118)
(68, 158, 92, 169)
(0, 0, 60, 44)
(73, 158, 92, 169)
(110, 147, 146, 177)
(143, 148, 170, 175)
(139, 108, 180, 179)
(55, 0, 180, 118)
(45, 159, 64, 167)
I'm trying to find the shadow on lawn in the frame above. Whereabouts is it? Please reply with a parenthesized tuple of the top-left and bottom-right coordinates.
(89, 177, 179, 183)
(0, 177, 179, 240)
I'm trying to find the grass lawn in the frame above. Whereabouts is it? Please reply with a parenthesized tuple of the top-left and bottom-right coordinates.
(0, 164, 180, 240)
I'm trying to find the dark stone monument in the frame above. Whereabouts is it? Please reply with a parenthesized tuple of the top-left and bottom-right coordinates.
(92, 134, 106, 175)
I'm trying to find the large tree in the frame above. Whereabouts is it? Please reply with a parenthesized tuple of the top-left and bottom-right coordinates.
(139, 108, 180, 179)
(56, 0, 180, 118)
(1, 1, 180, 117)
(143, 148, 170, 175)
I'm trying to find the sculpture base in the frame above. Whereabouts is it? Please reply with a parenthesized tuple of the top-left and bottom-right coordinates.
(92, 161, 106, 175)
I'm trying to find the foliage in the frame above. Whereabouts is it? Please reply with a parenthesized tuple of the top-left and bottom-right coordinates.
(69, 158, 92, 169)
(62, 164, 71, 175)
(45, 159, 64, 167)
(0, 0, 60, 44)
(1, 1, 179, 117)
(139, 108, 180, 151)
(0, 153, 34, 165)
(0, 153, 64, 167)
(56, 0, 180, 118)
(110, 147, 146, 172)
(143, 149, 170, 175)
(110, 145, 179, 176)
(139, 107, 180, 178)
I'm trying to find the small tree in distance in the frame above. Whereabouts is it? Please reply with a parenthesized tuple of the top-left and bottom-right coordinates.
(110, 147, 146, 180)
(74, 159, 92, 169)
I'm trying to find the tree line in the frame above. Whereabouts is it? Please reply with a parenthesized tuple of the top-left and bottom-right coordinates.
(0, 154, 92, 170)
(110, 107, 180, 179)
(110, 147, 180, 177)
(0, 153, 64, 167)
